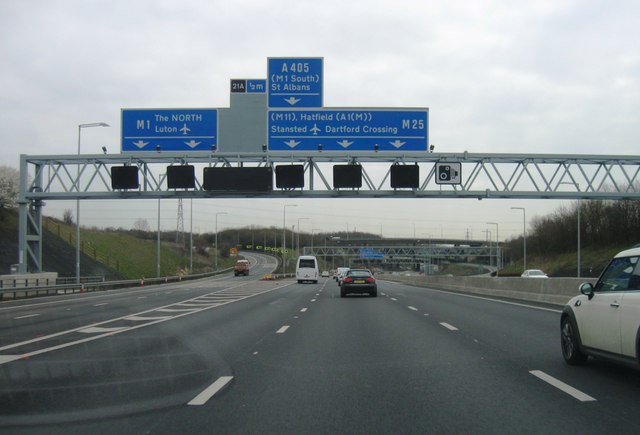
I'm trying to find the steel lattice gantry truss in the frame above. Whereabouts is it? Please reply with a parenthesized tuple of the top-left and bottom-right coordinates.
(18, 151, 640, 272)
(303, 245, 498, 260)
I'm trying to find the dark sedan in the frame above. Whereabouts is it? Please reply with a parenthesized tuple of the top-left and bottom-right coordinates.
(340, 269, 377, 297)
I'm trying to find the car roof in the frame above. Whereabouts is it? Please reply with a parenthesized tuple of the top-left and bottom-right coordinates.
(614, 247, 640, 258)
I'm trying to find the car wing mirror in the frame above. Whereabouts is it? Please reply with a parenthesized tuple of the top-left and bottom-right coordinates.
(579, 282, 595, 300)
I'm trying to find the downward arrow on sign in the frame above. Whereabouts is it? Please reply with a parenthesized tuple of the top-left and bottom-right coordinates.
(284, 97, 301, 106)
(132, 140, 149, 149)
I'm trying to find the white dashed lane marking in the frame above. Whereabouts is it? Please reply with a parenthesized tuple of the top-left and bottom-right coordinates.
(188, 376, 234, 406)
(14, 314, 40, 320)
(530, 370, 596, 402)
(440, 322, 459, 331)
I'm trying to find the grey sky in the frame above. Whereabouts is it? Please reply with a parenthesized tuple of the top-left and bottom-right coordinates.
(1, 0, 638, 240)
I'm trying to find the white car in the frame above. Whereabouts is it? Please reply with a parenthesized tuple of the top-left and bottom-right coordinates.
(521, 269, 548, 278)
(335, 267, 350, 285)
(561, 246, 640, 366)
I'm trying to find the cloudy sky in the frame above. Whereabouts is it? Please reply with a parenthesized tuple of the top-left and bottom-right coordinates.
(1, 0, 638, 241)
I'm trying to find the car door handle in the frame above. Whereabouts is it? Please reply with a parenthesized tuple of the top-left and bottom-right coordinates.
(610, 302, 621, 308)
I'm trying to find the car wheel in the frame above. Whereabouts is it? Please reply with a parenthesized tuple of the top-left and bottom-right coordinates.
(340, 289, 346, 298)
(561, 316, 588, 365)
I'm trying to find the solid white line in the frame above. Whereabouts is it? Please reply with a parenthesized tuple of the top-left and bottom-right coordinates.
(300, 308, 308, 312)
(276, 325, 290, 334)
(188, 376, 234, 406)
(391, 298, 398, 301)
(93, 303, 109, 307)
(78, 326, 130, 334)
(440, 322, 458, 331)
(125, 315, 172, 321)
(0, 355, 22, 364)
(530, 370, 596, 402)
(14, 314, 40, 320)
(380, 280, 562, 314)
(408, 306, 418, 311)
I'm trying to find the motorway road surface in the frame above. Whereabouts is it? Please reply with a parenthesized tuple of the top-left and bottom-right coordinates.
(1, 252, 640, 434)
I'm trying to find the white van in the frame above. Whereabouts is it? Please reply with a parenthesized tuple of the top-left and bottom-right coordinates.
(296, 255, 319, 284)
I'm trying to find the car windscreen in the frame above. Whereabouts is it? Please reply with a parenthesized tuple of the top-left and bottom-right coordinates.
(347, 270, 371, 278)
(596, 256, 640, 291)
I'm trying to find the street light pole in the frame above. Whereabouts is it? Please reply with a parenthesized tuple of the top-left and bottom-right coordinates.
(577, 202, 581, 278)
(510, 207, 527, 271)
(559, 182, 581, 277)
(189, 198, 193, 273)
(215, 212, 227, 270)
(487, 222, 499, 276)
(76, 122, 109, 284)
(283, 205, 297, 274)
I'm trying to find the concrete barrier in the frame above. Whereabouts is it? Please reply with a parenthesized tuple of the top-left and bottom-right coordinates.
(381, 274, 594, 306)
(0, 272, 58, 289)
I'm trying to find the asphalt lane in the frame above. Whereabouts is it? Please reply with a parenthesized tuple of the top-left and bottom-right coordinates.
(2, 270, 640, 433)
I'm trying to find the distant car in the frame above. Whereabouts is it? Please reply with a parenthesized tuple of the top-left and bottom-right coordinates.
(335, 267, 350, 285)
(561, 246, 640, 366)
(340, 269, 377, 297)
(321, 270, 330, 278)
(521, 269, 548, 278)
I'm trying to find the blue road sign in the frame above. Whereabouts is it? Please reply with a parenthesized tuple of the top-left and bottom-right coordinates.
(231, 79, 266, 93)
(121, 109, 218, 152)
(268, 109, 428, 151)
(247, 79, 267, 93)
(268, 57, 323, 108)
(360, 248, 385, 259)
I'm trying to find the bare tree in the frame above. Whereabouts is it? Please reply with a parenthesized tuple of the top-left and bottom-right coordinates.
(63, 209, 74, 225)
(0, 165, 19, 213)
(133, 218, 151, 232)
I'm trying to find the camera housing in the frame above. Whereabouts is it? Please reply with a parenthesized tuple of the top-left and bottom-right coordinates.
(435, 162, 462, 184)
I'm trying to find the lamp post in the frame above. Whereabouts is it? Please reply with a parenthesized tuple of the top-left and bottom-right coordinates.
(283, 205, 297, 273)
(511, 207, 526, 272)
(215, 212, 227, 270)
(76, 122, 109, 284)
(297, 217, 309, 254)
(189, 198, 193, 272)
(156, 172, 167, 278)
(560, 182, 581, 277)
(487, 222, 499, 276)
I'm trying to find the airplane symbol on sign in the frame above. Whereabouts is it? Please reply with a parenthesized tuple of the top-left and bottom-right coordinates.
(310, 124, 320, 135)
(180, 123, 191, 135)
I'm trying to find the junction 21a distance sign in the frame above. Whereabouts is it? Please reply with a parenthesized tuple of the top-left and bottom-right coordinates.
(121, 108, 218, 152)
(267, 109, 428, 151)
